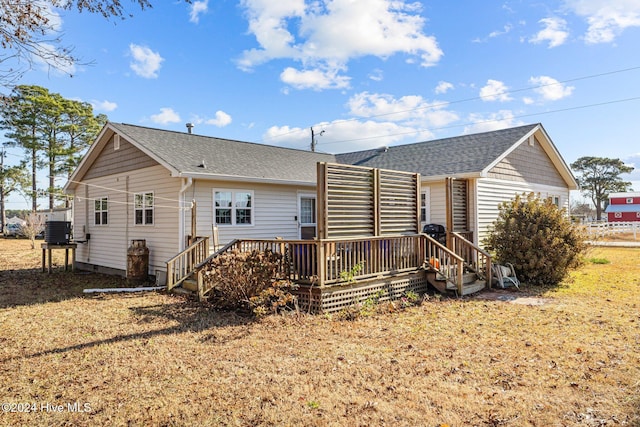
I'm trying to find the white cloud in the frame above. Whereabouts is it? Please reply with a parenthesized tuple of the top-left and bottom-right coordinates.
(91, 100, 118, 112)
(529, 75, 574, 101)
(205, 110, 232, 127)
(479, 79, 512, 102)
(189, 0, 209, 23)
(150, 108, 181, 125)
(264, 120, 434, 153)
(473, 24, 514, 43)
(238, 0, 443, 90)
(563, 0, 640, 43)
(369, 69, 384, 82)
(464, 111, 524, 134)
(346, 92, 458, 128)
(435, 81, 454, 94)
(280, 66, 351, 90)
(529, 17, 569, 48)
(129, 44, 163, 78)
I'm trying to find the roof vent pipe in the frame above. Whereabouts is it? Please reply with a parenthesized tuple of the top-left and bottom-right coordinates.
(186, 123, 194, 134)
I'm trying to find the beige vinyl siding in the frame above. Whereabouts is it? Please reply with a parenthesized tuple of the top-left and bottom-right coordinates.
(83, 134, 159, 180)
(487, 137, 566, 187)
(73, 165, 180, 275)
(422, 181, 446, 226)
(185, 180, 311, 245)
(476, 178, 570, 245)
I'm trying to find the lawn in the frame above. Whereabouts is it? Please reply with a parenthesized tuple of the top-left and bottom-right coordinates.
(1, 238, 639, 426)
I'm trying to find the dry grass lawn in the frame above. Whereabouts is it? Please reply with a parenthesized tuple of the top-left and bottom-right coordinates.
(1, 238, 639, 426)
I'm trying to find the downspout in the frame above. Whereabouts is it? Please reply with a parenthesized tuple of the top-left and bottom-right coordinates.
(179, 177, 193, 251)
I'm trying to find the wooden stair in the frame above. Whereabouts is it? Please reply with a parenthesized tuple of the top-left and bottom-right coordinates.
(426, 270, 486, 296)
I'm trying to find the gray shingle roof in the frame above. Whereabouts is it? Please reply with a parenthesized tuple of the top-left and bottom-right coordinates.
(110, 123, 337, 183)
(335, 124, 540, 177)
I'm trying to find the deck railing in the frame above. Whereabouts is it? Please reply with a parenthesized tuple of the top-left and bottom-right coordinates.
(166, 236, 209, 290)
(182, 233, 486, 300)
(422, 234, 465, 294)
(450, 232, 492, 285)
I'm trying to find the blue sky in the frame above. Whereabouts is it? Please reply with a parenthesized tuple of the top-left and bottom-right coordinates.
(3, 0, 640, 210)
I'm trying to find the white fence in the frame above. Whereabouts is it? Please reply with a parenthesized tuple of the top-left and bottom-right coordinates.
(584, 221, 639, 239)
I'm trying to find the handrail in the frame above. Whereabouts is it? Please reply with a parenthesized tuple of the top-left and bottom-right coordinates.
(450, 232, 492, 288)
(166, 236, 209, 290)
(422, 233, 465, 294)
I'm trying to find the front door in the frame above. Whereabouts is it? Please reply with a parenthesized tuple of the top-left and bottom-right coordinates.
(298, 194, 316, 239)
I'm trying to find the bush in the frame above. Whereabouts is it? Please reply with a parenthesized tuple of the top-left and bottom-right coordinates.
(200, 249, 298, 316)
(483, 193, 588, 286)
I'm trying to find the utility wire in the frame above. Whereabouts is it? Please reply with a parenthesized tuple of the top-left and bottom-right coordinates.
(257, 65, 640, 145)
(318, 96, 640, 146)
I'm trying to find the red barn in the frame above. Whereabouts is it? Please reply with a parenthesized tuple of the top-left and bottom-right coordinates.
(605, 191, 640, 222)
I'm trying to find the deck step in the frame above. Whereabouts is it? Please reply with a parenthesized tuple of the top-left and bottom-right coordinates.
(182, 278, 198, 292)
(446, 280, 486, 296)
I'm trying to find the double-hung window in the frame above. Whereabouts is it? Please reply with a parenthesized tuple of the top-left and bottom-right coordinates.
(214, 190, 253, 226)
(94, 197, 108, 225)
(134, 192, 154, 225)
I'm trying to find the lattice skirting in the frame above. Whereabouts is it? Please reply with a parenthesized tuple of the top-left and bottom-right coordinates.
(292, 271, 428, 314)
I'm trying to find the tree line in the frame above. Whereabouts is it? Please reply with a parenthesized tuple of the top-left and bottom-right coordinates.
(0, 85, 107, 228)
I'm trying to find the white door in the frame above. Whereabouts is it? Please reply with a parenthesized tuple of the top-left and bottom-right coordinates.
(298, 194, 316, 239)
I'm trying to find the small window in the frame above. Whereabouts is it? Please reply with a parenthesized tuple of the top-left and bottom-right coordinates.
(114, 134, 120, 150)
(627, 198, 634, 204)
(636, 212, 640, 218)
(553, 196, 560, 207)
(134, 192, 154, 225)
(214, 190, 253, 226)
(94, 197, 108, 225)
(300, 197, 316, 224)
(420, 188, 430, 224)
(614, 212, 622, 219)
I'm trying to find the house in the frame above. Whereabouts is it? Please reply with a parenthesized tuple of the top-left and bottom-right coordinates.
(36, 207, 72, 225)
(63, 122, 335, 281)
(63, 122, 577, 292)
(336, 123, 578, 244)
(605, 191, 640, 222)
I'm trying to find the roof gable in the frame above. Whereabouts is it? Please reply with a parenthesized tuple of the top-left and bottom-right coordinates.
(65, 123, 337, 191)
(336, 123, 577, 189)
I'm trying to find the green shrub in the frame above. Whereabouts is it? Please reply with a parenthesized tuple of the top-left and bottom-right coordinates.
(201, 249, 297, 316)
(483, 193, 588, 286)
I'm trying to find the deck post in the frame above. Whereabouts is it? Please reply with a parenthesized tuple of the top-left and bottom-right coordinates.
(317, 239, 326, 286)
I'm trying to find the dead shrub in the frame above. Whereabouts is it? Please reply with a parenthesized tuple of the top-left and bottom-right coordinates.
(201, 249, 297, 316)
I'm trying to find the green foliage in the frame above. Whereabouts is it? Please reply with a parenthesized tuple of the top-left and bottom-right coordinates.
(483, 193, 589, 286)
(339, 261, 365, 284)
(570, 156, 634, 220)
(0, 85, 106, 210)
(588, 258, 610, 265)
(201, 249, 298, 316)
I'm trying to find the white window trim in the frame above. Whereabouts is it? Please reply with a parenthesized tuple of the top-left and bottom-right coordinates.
(420, 187, 431, 225)
(134, 191, 154, 226)
(626, 197, 634, 204)
(614, 212, 622, 219)
(213, 189, 254, 227)
(94, 196, 108, 226)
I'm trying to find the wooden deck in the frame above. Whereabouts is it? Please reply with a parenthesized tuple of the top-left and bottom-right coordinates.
(167, 233, 492, 312)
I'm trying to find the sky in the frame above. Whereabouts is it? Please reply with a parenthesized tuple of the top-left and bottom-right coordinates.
(2, 0, 640, 211)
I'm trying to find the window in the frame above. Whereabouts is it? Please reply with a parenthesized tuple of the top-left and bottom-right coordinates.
(636, 212, 640, 218)
(614, 212, 622, 219)
(300, 197, 316, 224)
(420, 188, 430, 223)
(553, 196, 560, 207)
(114, 134, 120, 150)
(94, 197, 108, 225)
(627, 198, 634, 204)
(134, 192, 154, 225)
(214, 190, 253, 225)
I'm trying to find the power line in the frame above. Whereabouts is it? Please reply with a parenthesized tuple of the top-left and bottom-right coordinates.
(256, 65, 640, 145)
(318, 96, 640, 146)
